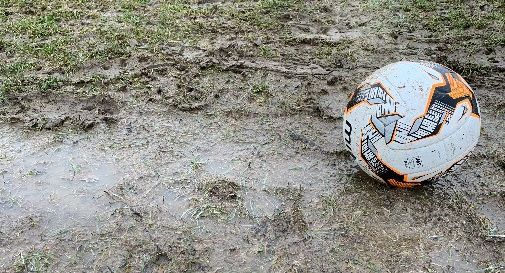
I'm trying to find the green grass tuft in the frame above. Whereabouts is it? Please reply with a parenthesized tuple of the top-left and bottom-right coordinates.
(10, 14, 60, 38)
(14, 250, 51, 273)
(258, 0, 294, 11)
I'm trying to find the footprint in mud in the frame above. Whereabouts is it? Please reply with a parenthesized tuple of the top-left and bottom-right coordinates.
(252, 190, 308, 240)
(477, 197, 505, 237)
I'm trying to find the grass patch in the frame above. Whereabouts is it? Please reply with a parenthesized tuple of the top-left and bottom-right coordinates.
(9, 14, 60, 38)
(250, 82, 271, 103)
(13, 250, 51, 273)
(38, 76, 62, 92)
(259, 0, 294, 11)
(0, 78, 22, 100)
(365, 0, 504, 46)
(315, 39, 357, 67)
(0, 0, 308, 92)
(119, 0, 151, 12)
(485, 35, 505, 47)
(0, 0, 500, 103)
(259, 45, 280, 58)
(0, 60, 35, 76)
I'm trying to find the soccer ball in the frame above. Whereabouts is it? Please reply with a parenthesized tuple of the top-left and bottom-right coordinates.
(343, 61, 481, 188)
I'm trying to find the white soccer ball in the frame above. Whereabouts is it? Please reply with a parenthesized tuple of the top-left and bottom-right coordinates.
(343, 61, 481, 188)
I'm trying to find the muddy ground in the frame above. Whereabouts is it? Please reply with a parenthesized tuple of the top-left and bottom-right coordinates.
(0, 0, 504, 272)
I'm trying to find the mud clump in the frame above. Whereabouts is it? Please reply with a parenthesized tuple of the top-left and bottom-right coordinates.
(166, 70, 216, 112)
(94, 227, 210, 273)
(140, 237, 210, 273)
(181, 177, 246, 220)
(169, 85, 210, 111)
(27, 115, 69, 130)
(1, 93, 118, 130)
(200, 178, 241, 201)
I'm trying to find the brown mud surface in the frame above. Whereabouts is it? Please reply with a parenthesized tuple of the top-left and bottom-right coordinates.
(1, 0, 504, 272)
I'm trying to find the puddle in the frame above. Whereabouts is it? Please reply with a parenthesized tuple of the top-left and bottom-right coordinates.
(198, 142, 249, 176)
(429, 242, 479, 272)
(243, 190, 282, 219)
(162, 189, 191, 218)
(0, 126, 120, 229)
